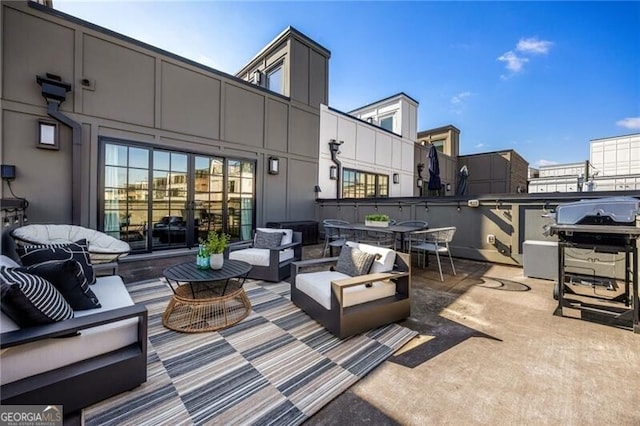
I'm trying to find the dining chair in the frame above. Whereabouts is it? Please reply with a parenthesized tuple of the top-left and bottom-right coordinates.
(322, 219, 353, 257)
(407, 226, 456, 281)
(395, 220, 429, 251)
(356, 218, 397, 248)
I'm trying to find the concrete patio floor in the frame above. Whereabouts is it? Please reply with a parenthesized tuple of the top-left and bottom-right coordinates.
(118, 243, 640, 425)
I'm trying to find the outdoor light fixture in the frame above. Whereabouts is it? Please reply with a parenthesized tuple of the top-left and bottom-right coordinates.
(416, 178, 423, 188)
(393, 173, 399, 184)
(446, 183, 451, 192)
(1, 165, 16, 181)
(314, 185, 322, 193)
(268, 157, 279, 175)
(330, 166, 338, 180)
(38, 119, 59, 150)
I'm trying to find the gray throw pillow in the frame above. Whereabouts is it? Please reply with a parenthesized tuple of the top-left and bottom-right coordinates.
(254, 230, 284, 249)
(335, 245, 379, 277)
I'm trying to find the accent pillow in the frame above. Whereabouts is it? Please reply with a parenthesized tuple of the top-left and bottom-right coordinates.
(254, 230, 284, 249)
(26, 260, 101, 310)
(17, 239, 96, 285)
(335, 245, 379, 277)
(0, 266, 74, 327)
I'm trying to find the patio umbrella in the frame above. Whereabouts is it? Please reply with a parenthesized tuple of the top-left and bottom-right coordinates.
(427, 144, 441, 194)
(456, 165, 469, 196)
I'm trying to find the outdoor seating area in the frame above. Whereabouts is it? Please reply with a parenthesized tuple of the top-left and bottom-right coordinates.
(1, 222, 640, 424)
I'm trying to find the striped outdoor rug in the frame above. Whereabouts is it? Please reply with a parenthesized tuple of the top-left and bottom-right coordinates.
(83, 278, 418, 425)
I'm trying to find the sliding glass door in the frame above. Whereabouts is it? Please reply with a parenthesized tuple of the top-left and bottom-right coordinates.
(101, 139, 255, 253)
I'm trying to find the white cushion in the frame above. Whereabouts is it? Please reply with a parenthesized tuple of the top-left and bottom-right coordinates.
(12, 224, 130, 263)
(255, 228, 293, 245)
(345, 241, 396, 273)
(0, 275, 139, 385)
(0, 255, 20, 268)
(296, 270, 396, 310)
(229, 248, 294, 267)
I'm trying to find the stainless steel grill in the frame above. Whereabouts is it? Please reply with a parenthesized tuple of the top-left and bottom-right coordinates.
(549, 196, 640, 333)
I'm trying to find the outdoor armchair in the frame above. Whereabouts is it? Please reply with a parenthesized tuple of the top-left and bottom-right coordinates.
(291, 241, 411, 339)
(226, 228, 302, 282)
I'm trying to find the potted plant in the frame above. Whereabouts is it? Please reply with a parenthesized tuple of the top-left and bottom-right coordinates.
(365, 213, 390, 227)
(199, 231, 231, 269)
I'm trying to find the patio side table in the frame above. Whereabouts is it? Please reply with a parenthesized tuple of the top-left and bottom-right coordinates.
(162, 259, 252, 333)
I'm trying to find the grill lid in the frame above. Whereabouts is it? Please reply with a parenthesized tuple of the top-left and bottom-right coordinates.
(555, 196, 640, 226)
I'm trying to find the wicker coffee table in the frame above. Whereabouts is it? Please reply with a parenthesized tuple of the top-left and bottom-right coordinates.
(162, 260, 252, 333)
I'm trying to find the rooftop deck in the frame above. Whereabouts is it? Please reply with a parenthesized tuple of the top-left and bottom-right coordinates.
(117, 243, 640, 425)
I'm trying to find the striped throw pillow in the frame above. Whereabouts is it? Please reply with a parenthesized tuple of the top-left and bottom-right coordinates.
(0, 266, 74, 327)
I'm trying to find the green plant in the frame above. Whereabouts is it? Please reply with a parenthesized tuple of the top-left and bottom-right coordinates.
(199, 231, 231, 255)
(365, 213, 389, 222)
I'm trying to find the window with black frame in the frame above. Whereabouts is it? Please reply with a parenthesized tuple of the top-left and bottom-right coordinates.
(342, 168, 389, 198)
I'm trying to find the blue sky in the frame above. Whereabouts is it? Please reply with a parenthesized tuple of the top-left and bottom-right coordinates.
(55, 1, 640, 168)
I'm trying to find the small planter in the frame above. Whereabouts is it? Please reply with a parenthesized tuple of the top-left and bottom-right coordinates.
(209, 253, 224, 270)
(365, 220, 389, 228)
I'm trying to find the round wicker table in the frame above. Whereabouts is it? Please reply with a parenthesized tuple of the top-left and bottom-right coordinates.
(162, 260, 252, 333)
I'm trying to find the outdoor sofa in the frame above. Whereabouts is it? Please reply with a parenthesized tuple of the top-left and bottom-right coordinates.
(0, 227, 147, 415)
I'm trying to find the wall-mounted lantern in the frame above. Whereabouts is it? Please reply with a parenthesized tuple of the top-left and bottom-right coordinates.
(268, 157, 279, 175)
(38, 119, 59, 150)
(393, 173, 399, 184)
(446, 183, 451, 192)
(330, 166, 338, 180)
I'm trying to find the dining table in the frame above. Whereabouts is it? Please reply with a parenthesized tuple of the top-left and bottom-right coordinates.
(330, 222, 426, 251)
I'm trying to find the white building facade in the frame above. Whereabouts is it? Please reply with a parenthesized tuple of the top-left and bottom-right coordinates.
(318, 93, 418, 199)
(528, 133, 640, 193)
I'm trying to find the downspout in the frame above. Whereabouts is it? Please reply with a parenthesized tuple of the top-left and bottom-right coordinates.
(328, 140, 343, 200)
(36, 74, 82, 225)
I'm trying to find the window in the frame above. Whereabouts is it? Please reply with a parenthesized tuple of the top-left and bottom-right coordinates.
(101, 140, 255, 253)
(432, 139, 445, 153)
(342, 168, 389, 198)
(380, 116, 393, 132)
(266, 64, 283, 94)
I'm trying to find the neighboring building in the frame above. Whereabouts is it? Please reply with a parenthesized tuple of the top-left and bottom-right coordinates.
(528, 133, 640, 193)
(457, 150, 529, 195)
(318, 93, 418, 199)
(416, 125, 460, 196)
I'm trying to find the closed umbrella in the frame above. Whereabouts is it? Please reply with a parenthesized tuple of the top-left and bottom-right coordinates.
(427, 144, 441, 195)
(456, 165, 469, 196)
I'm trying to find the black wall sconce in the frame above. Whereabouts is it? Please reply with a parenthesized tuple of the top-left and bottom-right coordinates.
(38, 119, 59, 150)
(268, 157, 279, 175)
(416, 162, 425, 194)
(330, 165, 338, 180)
(393, 173, 399, 184)
(446, 183, 451, 192)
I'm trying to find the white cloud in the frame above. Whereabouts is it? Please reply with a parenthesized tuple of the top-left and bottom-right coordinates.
(535, 159, 559, 167)
(517, 37, 553, 55)
(451, 91, 473, 104)
(498, 36, 553, 78)
(498, 51, 528, 73)
(475, 143, 486, 148)
(616, 117, 640, 129)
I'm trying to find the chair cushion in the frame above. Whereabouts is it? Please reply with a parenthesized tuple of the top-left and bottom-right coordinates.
(12, 224, 130, 263)
(0, 255, 20, 268)
(26, 260, 101, 310)
(296, 270, 396, 310)
(0, 274, 138, 386)
(335, 245, 379, 276)
(256, 228, 293, 245)
(0, 266, 74, 327)
(229, 248, 294, 267)
(254, 229, 285, 249)
(17, 239, 96, 285)
(345, 242, 396, 273)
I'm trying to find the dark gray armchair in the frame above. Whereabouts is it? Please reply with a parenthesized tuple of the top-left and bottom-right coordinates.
(226, 228, 302, 282)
